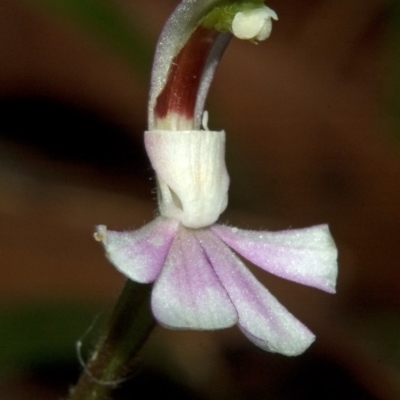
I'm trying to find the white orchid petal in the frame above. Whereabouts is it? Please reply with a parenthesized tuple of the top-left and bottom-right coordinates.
(95, 217, 179, 283)
(152, 227, 238, 329)
(145, 130, 229, 229)
(212, 224, 338, 293)
(197, 229, 315, 356)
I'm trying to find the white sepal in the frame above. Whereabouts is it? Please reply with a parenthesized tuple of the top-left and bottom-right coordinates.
(145, 130, 229, 229)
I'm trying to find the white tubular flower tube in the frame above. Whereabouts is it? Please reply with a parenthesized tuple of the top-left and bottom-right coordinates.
(145, 129, 229, 229)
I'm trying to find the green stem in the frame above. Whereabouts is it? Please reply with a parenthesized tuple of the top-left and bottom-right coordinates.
(67, 279, 155, 400)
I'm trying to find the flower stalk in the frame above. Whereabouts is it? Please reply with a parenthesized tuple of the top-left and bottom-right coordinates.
(154, 25, 220, 130)
(67, 280, 155, 400)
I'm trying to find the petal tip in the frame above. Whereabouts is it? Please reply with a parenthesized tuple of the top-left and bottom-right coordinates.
(240, 325, 316, 356)
(94, 225, 107, 245)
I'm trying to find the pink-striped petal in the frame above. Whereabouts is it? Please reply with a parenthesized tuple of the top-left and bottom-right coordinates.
(151, 227, 237, 330)
(197, 230, 315, 356)
(211, 224, 337, 293)
(95, 217, 179, 283)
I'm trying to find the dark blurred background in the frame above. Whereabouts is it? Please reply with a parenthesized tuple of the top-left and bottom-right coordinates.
(0, 0, 399, 399)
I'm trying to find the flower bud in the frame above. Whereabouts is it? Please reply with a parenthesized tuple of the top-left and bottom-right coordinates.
(232, 6, 278, 41)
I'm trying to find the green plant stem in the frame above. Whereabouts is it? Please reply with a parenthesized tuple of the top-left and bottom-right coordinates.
(67, 279, 155, 400)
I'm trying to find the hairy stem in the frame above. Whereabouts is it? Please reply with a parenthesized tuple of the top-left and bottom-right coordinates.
(67, 280, 155, 400)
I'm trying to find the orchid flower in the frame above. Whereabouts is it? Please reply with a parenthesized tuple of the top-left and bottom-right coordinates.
(95, 0, 338, 356)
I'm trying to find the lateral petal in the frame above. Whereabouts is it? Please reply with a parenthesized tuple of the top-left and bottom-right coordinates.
(95, 217, 179, 283)
(198, 230, 315, 356)
(152, 227, 237, 330)
(212, 224, 337, 293)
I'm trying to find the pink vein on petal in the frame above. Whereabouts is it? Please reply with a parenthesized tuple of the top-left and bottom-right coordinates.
(152, 226, 238, 330)
(96, 217, 179, 283)
(211, 224, 338, 293)
(197, 229, 315, 356)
